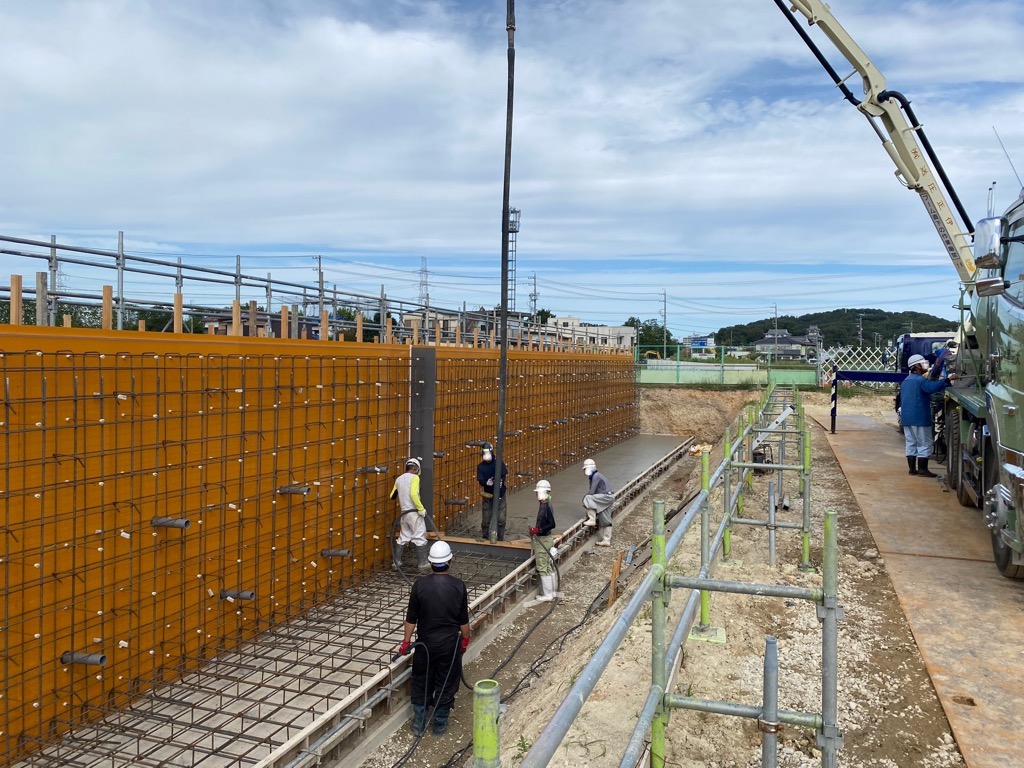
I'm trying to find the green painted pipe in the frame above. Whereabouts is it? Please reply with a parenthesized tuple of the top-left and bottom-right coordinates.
(700, 451, 711, 627)
(723, 427, 732, 560)
(472, 679, 501, 768)
(651, 499, 667, 768)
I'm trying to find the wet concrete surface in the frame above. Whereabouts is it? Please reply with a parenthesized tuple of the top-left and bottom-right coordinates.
(443, 434, 684, 544)
(813, 411, 1024, 768)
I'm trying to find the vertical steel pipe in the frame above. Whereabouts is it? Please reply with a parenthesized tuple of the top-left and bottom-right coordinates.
(818, 509, 843, 766)
(767, 481, 776, 567)
(800, 428, 813, 571)
(473, 679, 501, 768)
(761, 637, 779, 768)
(723, 427, 732, 560)
(651, 499, 667, 768)
(699, 451, 711, 628)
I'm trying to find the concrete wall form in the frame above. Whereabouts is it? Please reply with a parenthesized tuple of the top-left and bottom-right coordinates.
(0, 326, 636, 764)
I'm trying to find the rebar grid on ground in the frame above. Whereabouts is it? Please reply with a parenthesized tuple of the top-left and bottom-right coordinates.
(11, 551, 521, 768)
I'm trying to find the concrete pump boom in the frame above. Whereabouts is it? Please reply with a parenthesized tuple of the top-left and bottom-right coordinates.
(774, 0, 977, 285)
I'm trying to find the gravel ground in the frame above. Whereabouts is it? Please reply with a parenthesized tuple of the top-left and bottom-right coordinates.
(363, 388, 963, 768)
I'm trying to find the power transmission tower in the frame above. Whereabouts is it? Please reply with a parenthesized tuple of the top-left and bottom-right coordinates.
(418, 256, 429, 306)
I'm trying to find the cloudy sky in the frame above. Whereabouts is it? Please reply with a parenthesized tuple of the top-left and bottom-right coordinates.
(2, 0, 1023, 338)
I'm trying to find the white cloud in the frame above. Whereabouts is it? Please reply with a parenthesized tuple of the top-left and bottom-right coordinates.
(1, 0, 1022, 334)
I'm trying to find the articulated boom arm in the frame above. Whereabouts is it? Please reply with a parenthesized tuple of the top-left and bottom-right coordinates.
(781, 0, 977, 284)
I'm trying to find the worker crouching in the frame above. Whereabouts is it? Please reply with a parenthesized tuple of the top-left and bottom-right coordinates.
(582, 458, 615, 546)
(529, 479, 560, 603)
(397, 541, 471, 737)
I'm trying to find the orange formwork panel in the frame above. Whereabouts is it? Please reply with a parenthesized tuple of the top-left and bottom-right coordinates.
(0, 326, 636, 764)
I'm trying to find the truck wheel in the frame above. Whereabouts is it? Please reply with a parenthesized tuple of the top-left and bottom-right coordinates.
(985, 441, 1024, 579)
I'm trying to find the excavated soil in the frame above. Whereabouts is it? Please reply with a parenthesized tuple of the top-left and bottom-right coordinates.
(364, 388, 962, 768)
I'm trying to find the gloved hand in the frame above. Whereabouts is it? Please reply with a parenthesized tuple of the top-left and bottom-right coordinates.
(398, 640, 411, 656)
(549, 547, 559, 560)
(529, 527, 540, 535)
(417, 508, 426, 517)
(459, 636, 470, 654)
(486, 477, 494, 486)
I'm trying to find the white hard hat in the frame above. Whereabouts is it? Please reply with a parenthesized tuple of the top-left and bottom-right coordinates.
(583, 459, 597, 471)
(907, 354, 928, 369)
(535, 479, 551, 493)
(428, 540, 453, 564)
(405, 457, 421, 471)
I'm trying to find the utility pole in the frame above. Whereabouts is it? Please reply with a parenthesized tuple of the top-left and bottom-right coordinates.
(857, 313, 865, 347)
(772, 303, 778, 363)
(661, 290, 667, 359)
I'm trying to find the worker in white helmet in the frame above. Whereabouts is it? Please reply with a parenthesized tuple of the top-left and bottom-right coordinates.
(390, 458, 430, 570)
(900, 355, 954, 477)
(582, 458, 615, 546)
(396, 540, 470, 737)
(476, 441, 509, 541)
(529, 479, 560, 603)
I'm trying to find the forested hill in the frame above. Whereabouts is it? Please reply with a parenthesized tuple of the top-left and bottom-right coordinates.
(715, 309, 958, 347)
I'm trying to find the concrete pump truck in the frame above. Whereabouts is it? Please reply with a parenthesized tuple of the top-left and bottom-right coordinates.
(773, 0, 1024, 579)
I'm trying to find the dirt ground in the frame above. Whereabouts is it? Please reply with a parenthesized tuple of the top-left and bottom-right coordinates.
(364, 388, 963, 768)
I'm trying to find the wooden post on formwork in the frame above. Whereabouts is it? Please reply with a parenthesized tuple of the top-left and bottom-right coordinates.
(102, 285, 113, 330)
(411, 319, 420, 344)
(489, 329, 495, 349)
(36, 272, 48, 326)
(356, 313, 363, 342)
(385, 317, 393, 344)
(435, 320, 442, 347)
(10, 274, 23, 324)
(609, 551, 624, 604)
(231, 300, 242, 336)
(248, 300, 258, 337)
(173, 293, 183, 333)
(138, 318, 147, 331)
(280, 305, 290, 339)
(320, 309, 329, 341)
(290, 304, 299, 340)
(473, 328, 480, 348)
(62, 315, 72, 327)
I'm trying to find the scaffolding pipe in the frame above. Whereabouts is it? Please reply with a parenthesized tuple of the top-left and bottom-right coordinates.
(472, 679, 501, 768)
(800, 428, 814, 571)
(650, 499, 668, 767)
(818, 510, 844, 765)
(663, 696, 820, 730)
(698, 451, 711, 629)
(768, 481, 777, 567)
(666, 576, 821, 603)
(731, 517, 802, 531)
(762, 637, 779, 768)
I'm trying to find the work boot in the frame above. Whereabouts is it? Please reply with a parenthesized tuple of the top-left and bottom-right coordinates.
(394, 543, 406, 570)
(497, 525, 505, 542)
(583, 509, 597, 527)
(410, 704, 427, 736)
(481, 526, 489, 541)
(906, 456, 918, 475)
(432, 706, 451, 737)
(595, 526, 612, 547)
(536, 573, 555, 602)
(917, 458, 937, 478)
(415, 544, 430, 570)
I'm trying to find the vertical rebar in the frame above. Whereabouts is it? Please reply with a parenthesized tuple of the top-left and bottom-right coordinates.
(48, 235, 58, 326)
(767, 481, 776, 567)
(762, 637, 779, 768)
(116, 230, 124, 330)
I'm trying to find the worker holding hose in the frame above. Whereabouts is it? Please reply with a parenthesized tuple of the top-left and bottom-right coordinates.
(582, 458, 615, 547)
(390, 458, 431, 570)
(396, 541, 470, 737)
(529, 479, 560, 603)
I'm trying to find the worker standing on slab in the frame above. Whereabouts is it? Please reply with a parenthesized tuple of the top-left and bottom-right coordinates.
(900, 355, 953, 478)
(390, 458, 431, 570)
(476, 441, 508, 541)
(529, 479, 559, 602)
(397, 541, 471, 737)
(582, 458, 615, 547)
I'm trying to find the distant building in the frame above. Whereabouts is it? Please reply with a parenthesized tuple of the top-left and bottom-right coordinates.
(534, 316, 636, 350)
(753, 326, 822, 360)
